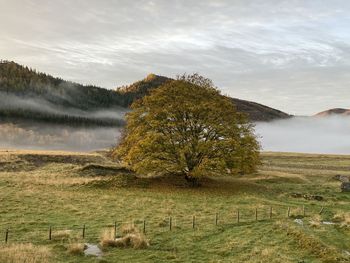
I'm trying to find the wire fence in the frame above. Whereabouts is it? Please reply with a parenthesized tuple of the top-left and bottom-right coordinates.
(1, 204, 329, 244)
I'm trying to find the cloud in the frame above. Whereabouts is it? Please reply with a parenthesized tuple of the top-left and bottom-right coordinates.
(1, 0, 350, 114)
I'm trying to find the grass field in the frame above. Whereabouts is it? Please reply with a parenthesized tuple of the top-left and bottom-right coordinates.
(0, 149, 349, 262)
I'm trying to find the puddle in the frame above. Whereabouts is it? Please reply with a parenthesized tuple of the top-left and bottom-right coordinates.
(84, 243, 103, 257)
(294, 219, 303, 225)
(322, 221, 336, 225)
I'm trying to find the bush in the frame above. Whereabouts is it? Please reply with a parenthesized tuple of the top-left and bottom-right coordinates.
(100, 224, 149, 249)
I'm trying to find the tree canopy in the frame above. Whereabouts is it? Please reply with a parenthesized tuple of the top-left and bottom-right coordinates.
(114, 74, 260, 185)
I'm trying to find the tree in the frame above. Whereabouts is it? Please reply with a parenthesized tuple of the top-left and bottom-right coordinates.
(114, 74, 260, 186)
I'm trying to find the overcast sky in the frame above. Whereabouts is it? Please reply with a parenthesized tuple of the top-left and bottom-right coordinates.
(1, 0, 350, 115)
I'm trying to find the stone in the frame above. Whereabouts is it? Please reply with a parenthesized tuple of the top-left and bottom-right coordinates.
(291, 193, 302, 198)
(341, 182, 350, 192)
(84, 244, 103, 257)
(333, 175, 350, 183)
(310, 195, 324, 201)
(291, 193, 324, 201)
(294, 219, 303, 225)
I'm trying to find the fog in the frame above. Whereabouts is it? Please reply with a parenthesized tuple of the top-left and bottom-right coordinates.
(0, 122, 121, 151)
(0, 92, 126, 151)
(255, 116, 350, 154)
(0, 92, 127, 121)
(1, 114, 350, 154)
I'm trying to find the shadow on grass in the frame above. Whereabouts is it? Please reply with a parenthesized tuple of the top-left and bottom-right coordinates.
(84, 172, 271, 197)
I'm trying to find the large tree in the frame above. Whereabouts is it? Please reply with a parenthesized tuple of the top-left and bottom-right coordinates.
(114, 74, 260, 185)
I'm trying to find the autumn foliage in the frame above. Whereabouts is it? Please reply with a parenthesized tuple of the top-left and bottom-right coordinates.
(114, 74, 260, 185)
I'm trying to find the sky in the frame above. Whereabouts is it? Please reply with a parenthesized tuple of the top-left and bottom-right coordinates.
(1, 0, 350, 115)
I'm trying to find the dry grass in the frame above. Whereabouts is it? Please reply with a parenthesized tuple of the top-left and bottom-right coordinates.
(67, 242, 85, 255)
(250, 247, 280, 262)
(0, 243, 51, 263)
(333, 212, 350, 228)
(0, 149, 101, 157)
(121, 223, 138, 235)
(100, 225, 149, 249)
(309, 214, 322, 228)
(52, 230, 72, 241)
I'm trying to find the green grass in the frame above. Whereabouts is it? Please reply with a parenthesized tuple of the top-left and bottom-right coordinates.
(0, 149, 349, 262)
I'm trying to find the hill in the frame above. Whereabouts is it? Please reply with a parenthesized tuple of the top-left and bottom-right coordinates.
(0, 60, 126, 126)
(117, 74, 292, 121)
(0, 60, 126, 109)
(0, 61, 291, 124)
(315, 108, 350, 117)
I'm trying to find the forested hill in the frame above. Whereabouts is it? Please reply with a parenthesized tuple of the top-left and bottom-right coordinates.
(0, 61, 291, 123)
(0, 60, 126, 110)
(0, 60, 127, 126)
(117, 74, 292, 121)
(116, 74, 172, 107)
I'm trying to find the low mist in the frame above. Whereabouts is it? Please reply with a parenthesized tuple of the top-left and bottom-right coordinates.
(255, 116, 350, 154)
(0, 122, 121, 151)
(0, 92, 127, 122)
(0, 92, 127, 151)
(1, 115, 350, 154)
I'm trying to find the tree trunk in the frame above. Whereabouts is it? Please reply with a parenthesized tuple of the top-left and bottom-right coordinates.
(185, 174, 200, 187)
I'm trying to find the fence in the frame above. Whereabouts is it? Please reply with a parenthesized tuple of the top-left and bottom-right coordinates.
(1, 204, 328, 244)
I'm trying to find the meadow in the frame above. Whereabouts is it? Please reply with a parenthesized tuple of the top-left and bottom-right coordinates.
(0, 149, 349, 262)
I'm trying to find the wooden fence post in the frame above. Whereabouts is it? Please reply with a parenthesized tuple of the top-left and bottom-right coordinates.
(215, 213, 218, 226)
(169, 217, 172, 231)
(255, 208, 258, 221)
(82, 224, 86, 239)
(49, 226, 52, 241)
(237, 209, 240, 223)
(5, 229, 9, 243)
(114, 221, 117, 239)
(143, 220, 146, 234)
(302, 205, 305, 217)
(287, 207, 291, 218)
(192, 215, 195, 229)
(319, 207, 324, 215)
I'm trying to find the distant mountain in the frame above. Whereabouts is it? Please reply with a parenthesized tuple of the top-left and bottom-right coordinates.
(117, 74, 291, 121)
(0, 61, 291, 124)
(315, 108, 350, 117)
(230, 98, 291, 121)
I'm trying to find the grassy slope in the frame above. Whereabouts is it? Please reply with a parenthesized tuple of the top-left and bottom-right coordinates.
(0, 150, 349, 262)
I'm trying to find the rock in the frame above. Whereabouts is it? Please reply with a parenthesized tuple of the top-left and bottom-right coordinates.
(313, 195, 323, 201)
(341, 182, 350, 192)
(303, 194, 324, 201)
(290, 193, 324, 201)
(84, 243, 103, 257)
(333, 174, 350, 183)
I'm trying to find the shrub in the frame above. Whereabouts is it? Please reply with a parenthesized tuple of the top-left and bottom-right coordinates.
(100, 225, 149, 249)
(67, 242, 85, 255)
